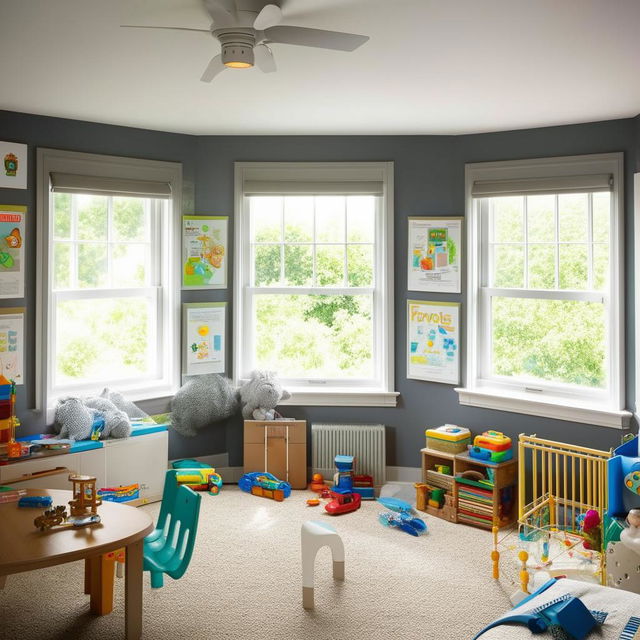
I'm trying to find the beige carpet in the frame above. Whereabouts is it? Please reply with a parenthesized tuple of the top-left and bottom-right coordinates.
(0, 486, 511, 640)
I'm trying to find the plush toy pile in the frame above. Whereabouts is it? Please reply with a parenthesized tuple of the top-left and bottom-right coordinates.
(170, 370, 290, 438)
(53, 387, 141, 441)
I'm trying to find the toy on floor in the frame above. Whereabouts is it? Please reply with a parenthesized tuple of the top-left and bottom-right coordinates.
(377, 496, 413, 513)
(309, 473, 329, 493)
(378, 511, 427, 537)
(352, 474, 375, 500)
(239, 471, 291, 502)
(472, 587, 608, 640)
(172, 459, 222, 494)
(306, 498, 320, 507)
(325, 455, 361, 515)
(301, 520, 345, 610)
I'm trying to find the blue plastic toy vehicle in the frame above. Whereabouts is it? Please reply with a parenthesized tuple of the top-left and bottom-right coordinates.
(238, 472, 291, 500)
(378, 510, 427, 536)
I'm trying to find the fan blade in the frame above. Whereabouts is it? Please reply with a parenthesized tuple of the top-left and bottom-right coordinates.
(254, 4, 282, 30)
(254, 44, 277, 73)
(201, 54, 226, 82)
(121, 25, 211, 34)
(263, 25, 368, 51)
(203, 0, 237, 27)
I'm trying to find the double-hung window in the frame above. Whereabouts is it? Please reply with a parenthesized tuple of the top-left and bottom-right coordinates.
(234, 162, 396, 406)
(459, 153, 630, 428)
(37, 149, 181, 412)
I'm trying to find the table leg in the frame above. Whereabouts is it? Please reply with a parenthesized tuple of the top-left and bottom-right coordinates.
(84, 558, 91, 595)
(0, 575, 6, 590)
(89, 553, 116, 615)
(125, 539, 144, 640)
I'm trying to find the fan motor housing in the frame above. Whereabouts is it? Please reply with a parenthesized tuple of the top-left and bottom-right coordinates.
(215, 29, 256, 68)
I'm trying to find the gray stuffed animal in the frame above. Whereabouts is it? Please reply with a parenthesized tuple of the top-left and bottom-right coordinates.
(171, 374, 239, 437)
(54, 397, 95, 441)
(239, 370, 291, 420)
(53, 395, 132, 441)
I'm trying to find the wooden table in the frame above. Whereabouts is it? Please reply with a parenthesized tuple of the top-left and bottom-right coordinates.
(0, 488, 153, 639)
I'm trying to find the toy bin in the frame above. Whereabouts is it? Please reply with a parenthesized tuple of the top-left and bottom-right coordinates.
(425, 425, 471, 454)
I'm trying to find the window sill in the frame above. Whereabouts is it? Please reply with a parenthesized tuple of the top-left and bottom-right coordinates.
(280, 389, 399, 408)
(455, 386, 632, 429)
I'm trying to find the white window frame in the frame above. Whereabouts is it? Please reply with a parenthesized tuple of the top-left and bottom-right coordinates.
(233, 162, 397, 407)
(457, 153, 631, 429)
(36, 148, 182, 417)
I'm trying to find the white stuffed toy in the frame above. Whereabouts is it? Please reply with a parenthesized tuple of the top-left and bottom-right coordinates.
(239, 370, 291, 420)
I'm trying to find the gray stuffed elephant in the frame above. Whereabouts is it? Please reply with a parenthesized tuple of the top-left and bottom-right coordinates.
(239, 370, 291, 420)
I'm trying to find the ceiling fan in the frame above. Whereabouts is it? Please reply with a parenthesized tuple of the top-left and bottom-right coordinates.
(122, 0, 369, 82)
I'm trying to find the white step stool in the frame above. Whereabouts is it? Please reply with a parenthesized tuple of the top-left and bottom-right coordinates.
(301, 520, 345, 610)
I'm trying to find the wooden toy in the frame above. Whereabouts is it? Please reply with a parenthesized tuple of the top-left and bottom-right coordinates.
(68, 474, 102, 518)
(34, 505, 68, 531)
(301, 520, 344, 610)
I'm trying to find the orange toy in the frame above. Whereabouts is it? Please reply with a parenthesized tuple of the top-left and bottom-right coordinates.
(310, 473, 329, 493)
(306, 498, 320, 507)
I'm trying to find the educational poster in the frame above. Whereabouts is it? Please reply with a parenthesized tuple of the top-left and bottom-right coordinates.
(0, 308, 24, 384)
(183, 302, 225, 376)
(407, 300, 460, 385)
(0, 206, 25, 299)
(408, 217, 462, 293)
(182, 216, 228, 289)
(0, 142, 27, 189)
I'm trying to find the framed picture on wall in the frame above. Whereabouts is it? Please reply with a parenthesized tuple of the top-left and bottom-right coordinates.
(182, 215, 228, 289)
(407, 217, 463, 293)
(0, 205, 26, 299)
(182, 302, 226, 376)
(407, 299, 460, 384)
(0, 142, 27, 190)
(0, 307, 25, 384)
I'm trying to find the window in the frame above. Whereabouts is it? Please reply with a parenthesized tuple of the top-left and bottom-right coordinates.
(234, 162, 396, 406)
(37, 149, 181, 412)
(459, 153, 630, 428)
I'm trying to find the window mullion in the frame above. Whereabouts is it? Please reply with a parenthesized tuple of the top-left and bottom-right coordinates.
(554, 194, 560, 289)
(523, 195, 529, 288)
(587, 193, 594, 290)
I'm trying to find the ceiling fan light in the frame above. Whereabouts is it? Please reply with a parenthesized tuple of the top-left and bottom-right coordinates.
(221, 44, 254, 69)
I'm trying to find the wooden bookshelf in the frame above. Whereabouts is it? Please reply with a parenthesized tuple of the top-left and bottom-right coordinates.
(418, 447, 517, 530)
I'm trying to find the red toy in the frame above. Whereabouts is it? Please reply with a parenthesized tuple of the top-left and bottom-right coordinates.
(324, 455, 362, 515)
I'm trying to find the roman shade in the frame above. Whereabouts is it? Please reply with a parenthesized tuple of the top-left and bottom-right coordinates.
(50, 172, 172, 199)
(471, 173, 612, 198)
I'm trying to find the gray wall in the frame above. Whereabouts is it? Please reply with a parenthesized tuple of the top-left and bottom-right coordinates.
(0, 109, 637, 468)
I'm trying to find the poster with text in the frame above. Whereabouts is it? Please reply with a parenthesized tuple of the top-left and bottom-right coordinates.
(407, 300, 460, 384)
(182, 216, 228, 289)
(0, 206, 25, 298)
(183, 302, 225, 376)
(0, 308, 24, 384)
(408, 217, 462, 293)
(0, 142, 27, 189)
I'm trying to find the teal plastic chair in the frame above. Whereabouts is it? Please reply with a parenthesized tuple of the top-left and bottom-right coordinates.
(143, 484, 201, 588)
(145, 469, 180, 551)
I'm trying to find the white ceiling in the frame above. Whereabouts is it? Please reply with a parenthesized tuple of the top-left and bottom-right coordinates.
(1, 0, 639, 135)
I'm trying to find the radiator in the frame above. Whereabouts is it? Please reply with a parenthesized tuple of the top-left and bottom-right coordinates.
(311, 423, 386, 486)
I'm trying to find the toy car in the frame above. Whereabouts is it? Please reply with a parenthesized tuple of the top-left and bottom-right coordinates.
(325, 490, 362, 515)
(238, 472, 291, 501)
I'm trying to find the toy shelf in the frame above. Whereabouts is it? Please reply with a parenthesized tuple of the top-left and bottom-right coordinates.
(418, 447, 517, 530)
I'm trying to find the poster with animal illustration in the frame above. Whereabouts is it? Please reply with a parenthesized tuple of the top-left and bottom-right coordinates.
(0, 205, 25, 298)
(0, 308, 24, 384)
(0, 142, 27, 189)
(183, 302, 225, 376)
(407, 300, 460, 384)
(182, 216, 228, 289)
(408, 217, 462, 293)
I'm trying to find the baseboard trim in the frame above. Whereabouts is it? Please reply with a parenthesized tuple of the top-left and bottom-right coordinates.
(385, 466, 421, 483)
